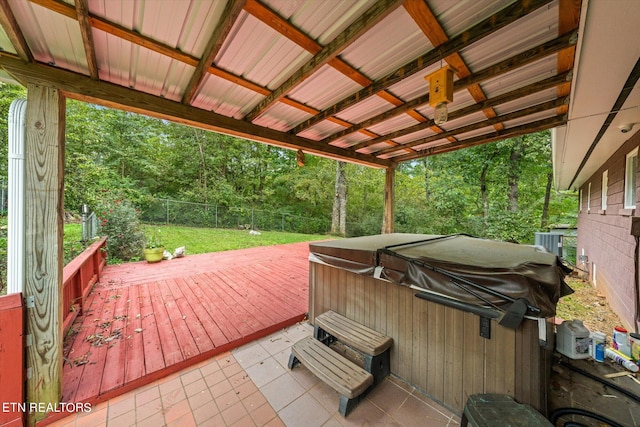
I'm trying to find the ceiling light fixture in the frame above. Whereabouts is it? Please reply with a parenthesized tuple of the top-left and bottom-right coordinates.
(426, 66, 454, 125)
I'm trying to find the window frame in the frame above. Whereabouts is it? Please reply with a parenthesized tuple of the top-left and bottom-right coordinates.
(625, 147, 638, 209)
(601, 170, 608, 211)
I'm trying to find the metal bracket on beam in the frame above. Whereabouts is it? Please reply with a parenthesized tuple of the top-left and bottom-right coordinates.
(26, 295, 34, 308)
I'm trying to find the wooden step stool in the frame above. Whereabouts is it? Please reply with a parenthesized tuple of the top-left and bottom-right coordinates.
(314, 310, 393, 384)
(461, 394, 552, 427)
(288, 336, 373, 416)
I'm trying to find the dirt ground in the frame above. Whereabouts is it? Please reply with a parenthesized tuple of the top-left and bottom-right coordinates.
(556, 275, 627, 338)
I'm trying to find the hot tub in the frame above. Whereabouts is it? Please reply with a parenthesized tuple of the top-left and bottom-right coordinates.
(308, 233, 571, 415)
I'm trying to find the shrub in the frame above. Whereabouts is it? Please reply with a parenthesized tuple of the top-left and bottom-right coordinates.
(95, 192, 145, 262)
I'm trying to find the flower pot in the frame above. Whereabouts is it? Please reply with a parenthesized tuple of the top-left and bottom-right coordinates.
(144, 247, 165, 263)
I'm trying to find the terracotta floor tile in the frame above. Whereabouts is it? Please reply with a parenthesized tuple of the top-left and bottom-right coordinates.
(199, 359, 221, 377)
(135, 386, 161, 407)
(161, 387, 187, 409)
(188, 389, 214, 412)
(320, 416, 344, 427)
(196, 412, 224, 427)
(263, 417, 286, 427)
(393, 394, 451, 427)
(234, 379, 259, 400)
(250, 402, 278, 425)
(163, 398, 192, 425)
(277, 393, 332, 427)
(230, 414, 257, 427)
(204, 369, 226, 388)
(75, 406, 107, 427)
(222, 361, 244, 378)
(192, 402, 219, 425)
(221, 400, 249, 426)
(135, 397, 162, 423)
(135, 411, 164, 427)
(228, 370, 251, 387)
(242, 390, 269, 412)
(216, 388, 241, 411)
(209, 378, 233, 399)
(166, 411, 196, 427)
(159, 376, 184, 396)
(339, 398, 392, 426)
(105, 409, 136, 427)
(366, 378, 410, 415)
(184, 378, 208, 398)
(107, 396, 136, 419)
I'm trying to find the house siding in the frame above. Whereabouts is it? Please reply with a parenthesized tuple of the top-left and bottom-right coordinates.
(577, 131, 640, 329)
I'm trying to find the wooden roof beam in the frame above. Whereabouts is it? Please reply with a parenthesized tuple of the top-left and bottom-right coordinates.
(0, 56, 393, 169)
(404, 0, 502, 132)
(0, 0, 33, 62)
(290, 0, 555, 135)
(375, 96, 567, 157)
(350, 71, 572, 152)
(326, 31, 577, 146)
(182, 0, 246, 105)
(244, 0, 404, 122)
(74, 0, 98, 79)
(395, 115, 567, 162)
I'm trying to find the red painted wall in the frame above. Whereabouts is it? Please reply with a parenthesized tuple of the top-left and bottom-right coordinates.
(576, 130, 640, 329)
(0, 293, 24, 427)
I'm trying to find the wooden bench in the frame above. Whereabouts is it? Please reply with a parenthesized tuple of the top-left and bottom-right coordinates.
(288, 336, 374, 416)
(461, 394, 552, 427)
(314, 310, 393, 384)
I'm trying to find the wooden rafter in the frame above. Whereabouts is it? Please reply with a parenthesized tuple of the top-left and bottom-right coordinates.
(375, 97, 567, 157)
(404, 0, 502, 133)
(244, 0, 404, 122)
(74, 0, 98, 79)
(182, 0, 246, 105)
(0, 0, 33, 62)
(0, 56, 392, 168)
(556, 0, 581, 115)
(350, 71, 572, 152)
(325, 32, 577, 146)
(395, 115, 567, 162)
(290, 0, 555, 135)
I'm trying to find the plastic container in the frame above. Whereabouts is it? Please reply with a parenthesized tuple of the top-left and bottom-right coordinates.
(590, 331, 606, 362)
(556, 320, 590, 359)
(630, 332, 640, 364)
(613, 326, 628, 350)
(605, 348, 639, 372)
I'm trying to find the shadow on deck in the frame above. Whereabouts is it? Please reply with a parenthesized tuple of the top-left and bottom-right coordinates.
(61, 242, 312, 406)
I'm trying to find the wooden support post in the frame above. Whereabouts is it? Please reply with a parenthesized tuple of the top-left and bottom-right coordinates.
(382, 166, 395, 233)
(24, 84, 65, 424)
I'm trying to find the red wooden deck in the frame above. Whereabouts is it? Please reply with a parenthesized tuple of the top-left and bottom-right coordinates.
(61, 242, 312, 404)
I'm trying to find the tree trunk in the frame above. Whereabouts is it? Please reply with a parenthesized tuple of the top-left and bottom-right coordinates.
(541, 171, 553, 228)
(331, 161, 347, 236)
(480, 162, 490, 220)
(508, 138, 525, 212)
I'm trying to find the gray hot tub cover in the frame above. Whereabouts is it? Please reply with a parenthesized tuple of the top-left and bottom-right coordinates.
(309, 233, 572, 318)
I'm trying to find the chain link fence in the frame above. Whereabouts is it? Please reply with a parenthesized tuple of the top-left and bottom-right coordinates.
(140, 198, 334, 235)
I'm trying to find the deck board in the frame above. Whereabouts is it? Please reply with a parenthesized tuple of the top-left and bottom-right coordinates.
(61, 241, 313, 404)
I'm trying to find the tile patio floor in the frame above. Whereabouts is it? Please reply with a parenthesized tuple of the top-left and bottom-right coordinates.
(48, 322, 461, 427)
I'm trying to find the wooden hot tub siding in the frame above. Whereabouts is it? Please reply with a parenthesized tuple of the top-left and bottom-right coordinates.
(308, 261, 554, 415)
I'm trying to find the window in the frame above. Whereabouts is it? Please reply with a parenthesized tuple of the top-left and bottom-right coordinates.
(587, 182, 591, 212)
(579, 189, 583, 213)
(602, 170, 608, 210)
(625, 148, 638, 209)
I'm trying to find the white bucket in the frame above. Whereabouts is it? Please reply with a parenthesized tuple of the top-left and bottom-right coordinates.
(556, 320, 590, 359)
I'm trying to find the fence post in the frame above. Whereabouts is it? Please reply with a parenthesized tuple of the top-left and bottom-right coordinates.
(165, 199, 169, 225)
(215, 205, 218, 228)
(81, 204, 89, 243)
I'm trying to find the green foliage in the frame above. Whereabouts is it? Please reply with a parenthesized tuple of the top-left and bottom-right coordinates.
(145, 229, 164, 249)
(95, 192, 145, 261)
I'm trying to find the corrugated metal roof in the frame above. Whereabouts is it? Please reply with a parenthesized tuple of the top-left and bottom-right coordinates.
(0, 0, 586, 167)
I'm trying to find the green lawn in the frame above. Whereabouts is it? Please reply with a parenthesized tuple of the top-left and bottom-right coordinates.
(140, 224, 330, 255)
(63, 223, 332, 264)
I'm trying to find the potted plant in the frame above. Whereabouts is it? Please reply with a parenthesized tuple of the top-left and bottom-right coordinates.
(143, 230, 165, 263)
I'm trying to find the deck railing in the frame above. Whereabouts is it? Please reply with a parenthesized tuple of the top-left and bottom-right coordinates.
(62, 237, 107, 334)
